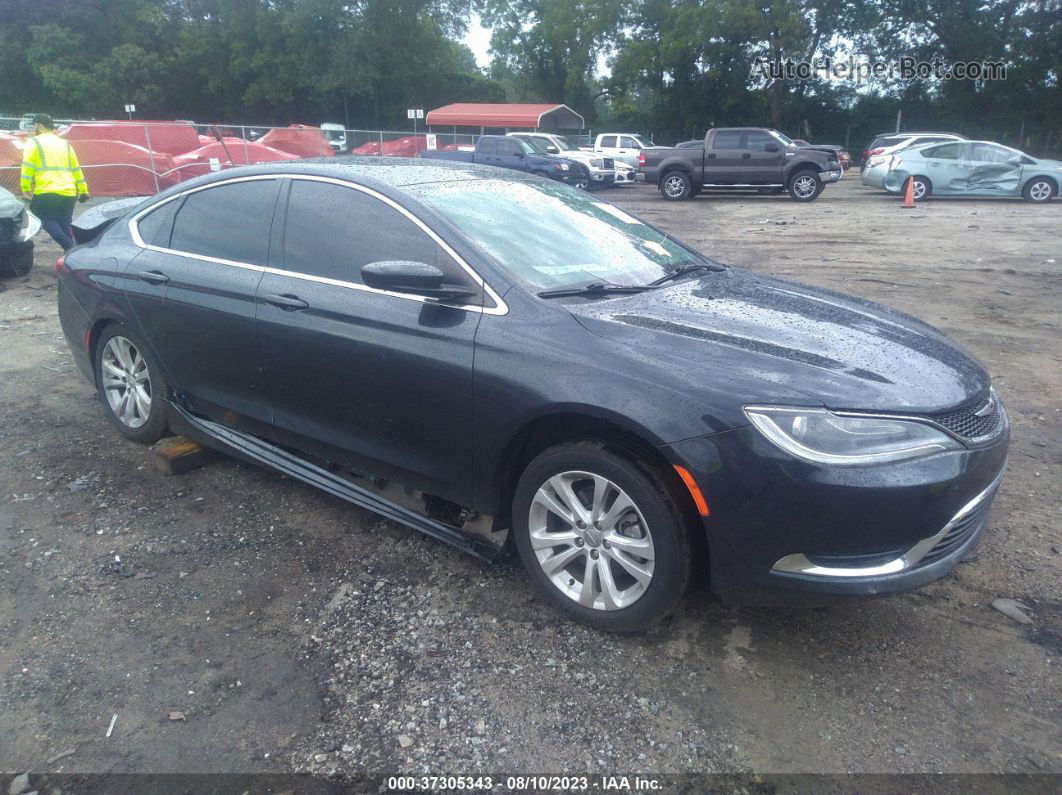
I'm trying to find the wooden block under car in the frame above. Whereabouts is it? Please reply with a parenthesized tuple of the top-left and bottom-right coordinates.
(152, 436, 215, 475)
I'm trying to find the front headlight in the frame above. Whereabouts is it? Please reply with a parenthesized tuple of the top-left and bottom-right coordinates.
(744, 406, 961, 465)
(557, 163, 570, 171)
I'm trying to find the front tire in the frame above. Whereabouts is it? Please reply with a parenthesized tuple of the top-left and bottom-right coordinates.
(660, 171, 693, 201)
(788, 170, 823, 201)
(1022, 177, 1057, 203)
(0, 243, 33, 277)
(94, 324, 169, 443)
(512, 441, 692, 632)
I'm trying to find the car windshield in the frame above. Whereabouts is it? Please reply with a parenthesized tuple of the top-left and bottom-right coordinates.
(408, 179, 718, 291)
(631, 135, 655, 147)
(549, 136, 577, 151)
(770, 130, 794, 145)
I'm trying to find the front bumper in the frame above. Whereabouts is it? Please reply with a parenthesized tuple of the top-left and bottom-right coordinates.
(613, 170, 635, 185)
(820, 168, 843, 183)
(664, 419, 1009, 605)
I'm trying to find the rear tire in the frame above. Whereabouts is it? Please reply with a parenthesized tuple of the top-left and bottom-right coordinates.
(94, 324, 169, 443)
(660, 171, 693, 201)
(788, 170, 823, 201)
(512, 441, 692, 632)
(1022, 177, 1056, 203)
(906, 175, 932, 200)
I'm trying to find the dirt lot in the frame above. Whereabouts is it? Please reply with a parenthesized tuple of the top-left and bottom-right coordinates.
(1, 177, 1060, 787)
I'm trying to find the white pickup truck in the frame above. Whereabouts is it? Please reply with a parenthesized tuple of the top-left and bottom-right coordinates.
(589, 133, 660, 168)
(506, 132, 615, 189)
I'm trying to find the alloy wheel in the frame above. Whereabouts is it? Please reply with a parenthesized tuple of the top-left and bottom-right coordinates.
(528, 470, 655, 610)
(663, 175, 687, 198)
(912, 179, 928, 200)
(101, 336, 152, 429)
(793, 176, 817, 199)
(1029, 181, 1052, 202)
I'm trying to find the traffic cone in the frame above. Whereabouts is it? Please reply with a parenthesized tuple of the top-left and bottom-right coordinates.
(902, 177, 916, 209)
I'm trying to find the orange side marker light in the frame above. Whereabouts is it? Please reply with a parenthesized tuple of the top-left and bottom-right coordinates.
(674, 465, 710, 517)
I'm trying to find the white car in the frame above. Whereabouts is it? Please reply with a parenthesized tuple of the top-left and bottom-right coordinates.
(613, 161, 636, 185)
(861, 133, 967, 188)
(507, 132, 615, 188)
(592, 133, 659, 168)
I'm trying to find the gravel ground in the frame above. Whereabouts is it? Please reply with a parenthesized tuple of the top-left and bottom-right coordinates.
(0, 178, 1059, 787)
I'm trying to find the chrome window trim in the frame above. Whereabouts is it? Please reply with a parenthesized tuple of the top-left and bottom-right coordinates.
(126, 173, 509, 316)
(771, 463, 1006, 578)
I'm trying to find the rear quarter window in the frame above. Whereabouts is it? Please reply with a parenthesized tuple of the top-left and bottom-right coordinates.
(136, 199, 181, 247)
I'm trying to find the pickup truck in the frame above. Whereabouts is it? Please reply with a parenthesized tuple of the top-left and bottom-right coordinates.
(420, 135, 587, 186)
(589, 133, 659, 168)
(639, 127, 842, 201)
(506, 132, 614, 188)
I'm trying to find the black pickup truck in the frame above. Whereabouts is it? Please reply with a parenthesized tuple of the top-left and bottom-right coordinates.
(639, 128, 842, 201)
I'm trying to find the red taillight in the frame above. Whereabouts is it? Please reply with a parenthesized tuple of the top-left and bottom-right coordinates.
(638, 150, 646, 168)
(56, 254, 66, 275)
(868, 147, 884, 157)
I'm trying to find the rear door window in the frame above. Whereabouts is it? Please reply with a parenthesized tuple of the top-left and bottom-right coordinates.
(281, 179, 473, 289)
(477, 138, 496, 155)
(169, 179, 280, 265)
(599, 136, 617, 148)
(712, 131, 743, 149)
(923, 143, 960, 159)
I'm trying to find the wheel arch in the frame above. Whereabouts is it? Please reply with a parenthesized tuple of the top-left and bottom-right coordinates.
(487, 409, 702, 537)
(1023, 173, 1058, 192)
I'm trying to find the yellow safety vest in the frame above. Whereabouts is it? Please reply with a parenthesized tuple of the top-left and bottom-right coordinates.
(20, 132, 89, 197)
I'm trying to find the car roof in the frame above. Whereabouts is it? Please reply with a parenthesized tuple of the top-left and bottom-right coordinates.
(146, 157, 540, 201)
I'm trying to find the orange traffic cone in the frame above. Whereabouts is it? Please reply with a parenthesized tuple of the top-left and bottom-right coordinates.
(902, 177, 916, 209)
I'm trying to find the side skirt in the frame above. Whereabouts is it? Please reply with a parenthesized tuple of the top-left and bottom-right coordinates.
(166, 402, 498, 561)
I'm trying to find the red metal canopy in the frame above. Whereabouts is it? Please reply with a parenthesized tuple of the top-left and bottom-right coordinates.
(426, 103, 585, 129)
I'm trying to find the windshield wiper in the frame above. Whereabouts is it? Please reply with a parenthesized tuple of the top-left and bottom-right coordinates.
(537, 282, 652, 299)
(647, 263, 720, 287)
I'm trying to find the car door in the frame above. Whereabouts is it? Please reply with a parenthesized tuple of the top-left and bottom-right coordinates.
(122, 177, 281, 438)
(255, 177, 486, 505)
(494, 138, 530, 172)
(613, 136, 642, 168)
(474, 136, 497, 166)
(703, 130, 745, 182)
(596, 135, 620, 161)
(918, 142, 964, 193)
(743, 130, 786, 183)
(958, 143, 1024, 195)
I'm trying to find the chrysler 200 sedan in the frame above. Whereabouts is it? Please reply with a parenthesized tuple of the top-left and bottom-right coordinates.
(57, 159, 1009, 631)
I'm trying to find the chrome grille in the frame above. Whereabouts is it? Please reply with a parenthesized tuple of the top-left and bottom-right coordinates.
(602, 157, 614, 168)
(920, 391, 1005, 444)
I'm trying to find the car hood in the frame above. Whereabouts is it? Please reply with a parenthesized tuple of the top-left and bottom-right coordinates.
(566, 268, 989, 414)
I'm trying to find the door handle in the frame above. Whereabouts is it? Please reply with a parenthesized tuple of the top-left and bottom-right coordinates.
(706, 153, 716, 159)
(263, 293, 309, 311)
(742, 153, 752, 158)
(137, 270, 169, 285)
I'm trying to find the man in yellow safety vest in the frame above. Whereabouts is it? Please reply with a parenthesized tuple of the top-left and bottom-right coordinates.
(20, 114, 90, 250)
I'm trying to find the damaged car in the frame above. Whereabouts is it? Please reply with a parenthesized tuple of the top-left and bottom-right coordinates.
(57, 159, 1009, 631)
(881, 140, 1060, 202)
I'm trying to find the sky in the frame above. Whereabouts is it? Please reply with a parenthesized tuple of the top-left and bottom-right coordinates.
(465, 15, 493, 69)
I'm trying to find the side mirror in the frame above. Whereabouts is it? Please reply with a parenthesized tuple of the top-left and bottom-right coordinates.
(361, 261, 475, 301)
(513, 150, 524, 158)
(1007, 156, 1021, 167)
(764, 143, 780, 152)
(546, 145, 559, 154)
